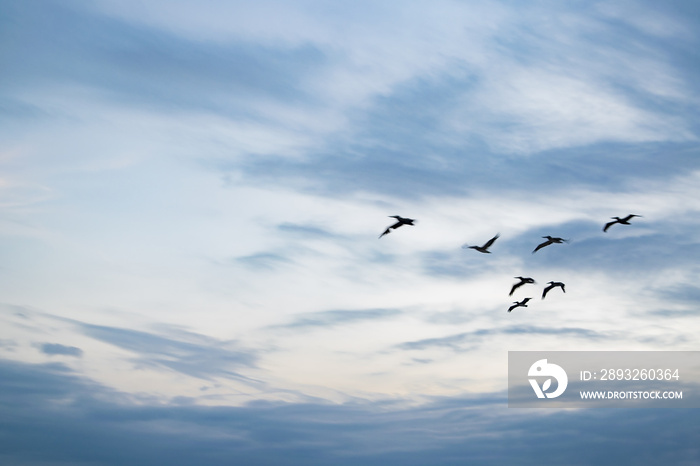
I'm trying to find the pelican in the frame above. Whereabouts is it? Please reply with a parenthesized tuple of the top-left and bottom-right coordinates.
(603, 214, 642, 232)
(508, 297, 532, 313)
(532, 236, 569, 254)
(462, 233, 500, 253)
(379, 215, 416, 238)
(509, 276, 536, 296)
(542, 281, 565, 299)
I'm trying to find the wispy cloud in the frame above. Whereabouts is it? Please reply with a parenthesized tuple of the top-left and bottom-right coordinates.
(1, 1, 326, 114)
(80, 324, 258, 382)
(277, 222, 339, 239)
(396, 325, 608, 352)
(234, 252, 293, 271)
(272, 308, 402, 330)
(39, 343, 83, 358)
(0, 339, 18, 352)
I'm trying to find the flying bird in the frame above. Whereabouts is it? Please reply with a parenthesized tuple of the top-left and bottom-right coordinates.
(532, 236, 569, 254)
(510, 276, 536, 296)
(462, 233, 500, 253)
(542, 281, 565, 299)
(508, 297, 532, 313)
(379, 215, 415, 238)
(603, 214, 642, 232)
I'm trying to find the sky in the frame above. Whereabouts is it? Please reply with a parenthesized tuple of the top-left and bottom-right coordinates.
(1, 0, 700, 464)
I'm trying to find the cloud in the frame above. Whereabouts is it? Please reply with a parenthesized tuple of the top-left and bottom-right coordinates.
(2, 1, 700, 462)
(596, 1, 696, 39)
(648, 309, 699, 318)
(79, 324, 259, 383)
(0, 339, 17, 352)
(1, 359, 699, 466)
(522, 231, 700, 276)
(5, 0, 699, 202)
(419, 249, 496, 279)
(234, 252, 293, 270)
(39, 343, 83, 358)
(396, 325, 608, 352)
(277, 222, 340, 239)
(272, 308, 402, 330)
(1, 1, 326, 111)
(203, 0, 697, 199)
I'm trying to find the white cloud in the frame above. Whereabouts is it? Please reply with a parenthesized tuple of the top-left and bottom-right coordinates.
(595, 1, 695, 39)
(455, 68, 692, 154)
(82, 0, 697, 158)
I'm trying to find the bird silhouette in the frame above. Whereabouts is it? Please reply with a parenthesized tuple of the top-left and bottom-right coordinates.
(462, 233, 500, 253)
(379, 216, 416, 238)
(532, 236, 569, 254)
(603, 214, 642, 232)
(508, 297, 532, 313)
(542, 281, 565, 299)
(510, 276, 536, 296)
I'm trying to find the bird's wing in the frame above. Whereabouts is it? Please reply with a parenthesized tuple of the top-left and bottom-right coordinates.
(603, 220, 616, 232)
(532, 240, 549, 253)
(379, 228, 391, 238)
(509, 282, 522, 296)
(542, 284, 553, 298)
(483, 234, 500, 249)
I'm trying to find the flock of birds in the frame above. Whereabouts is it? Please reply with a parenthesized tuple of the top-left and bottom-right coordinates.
(379, 214, 642, 313)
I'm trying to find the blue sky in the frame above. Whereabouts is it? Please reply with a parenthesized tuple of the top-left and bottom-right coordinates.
(1, 0, 699, 464)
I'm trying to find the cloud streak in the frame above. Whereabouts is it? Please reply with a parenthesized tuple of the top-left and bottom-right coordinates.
(396, 325, 609, 353)
(39, 343, 83, 357)
(80, 324, 259, 383)
(234, 252, 293, 271)
(272, 308, 402, 330)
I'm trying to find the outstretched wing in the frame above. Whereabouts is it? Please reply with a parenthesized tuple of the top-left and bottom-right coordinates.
(379, 220, 404, 238)
(532, 240, 550, 253)
(482, 233, 500, 249)
(603, 220, 617, 232)
(509, 282, 522, 296)
(542, 284, 553, 299)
